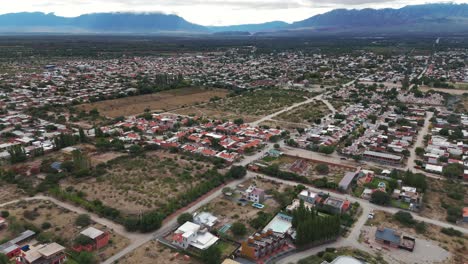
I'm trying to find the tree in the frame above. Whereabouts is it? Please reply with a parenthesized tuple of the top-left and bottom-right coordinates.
(0, 254, 10, 264)
(231, 222, 247, 236)
(201, 245, 222, 264)
(79, 128, 87, 143)
(415, 147, 425, 157)
(233, 118, 244, 125)
(274, 143, 280, 149)
(370, 191, 390, 205)
(1, 211, 9, 218)
(442, 163, 463, 179)
(226, 166, 247, 179)
(318, 145, 335, 154)
(128, 144, 143, 155)
(75, 214, 91, 227)
(315, 164, 329, 174)
(8, 145, 27, 164)
(393, 211, 416, 227)
(177, 213, 193, 225)
(71, 252, 98, 264)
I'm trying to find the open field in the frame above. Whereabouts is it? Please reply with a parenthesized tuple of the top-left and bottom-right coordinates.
(366, 210, 466, 263)
(61, 151, 216, 214)
(420, 86, 468, 95)
(420, 179, 467, 223)
(273, 100, 329, 124)
(173, 88, 316, 122)
(0, 182, 25, 202)
(121, 240, 200, 264)
(298, 247, 387, 264)
(0, 200, 129, 261)
(77, 87, 229, 118)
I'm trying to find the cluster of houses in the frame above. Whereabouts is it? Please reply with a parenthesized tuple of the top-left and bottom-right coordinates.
(0, 218, 110, 264)
(101, 114, 283, 164)
(286, 189, 350, 215)
(0, 112, 69, 163)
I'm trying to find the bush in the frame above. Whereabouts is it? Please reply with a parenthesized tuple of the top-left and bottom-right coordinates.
(226, 166, 247, 179)
(41, 222, 52, 230)
(393, 211, 416, 227)
(415, 221, 426, 233)
(315, 164, 329, 174)
(177, 213, 193, 225)
(370, 191, 390, 205)
(75, 214, 91, 227)
(0, 211, 9, 218)
(441, 227, 462, 237)
(231, 222, 247, 236)
(23, 210, 39, 221)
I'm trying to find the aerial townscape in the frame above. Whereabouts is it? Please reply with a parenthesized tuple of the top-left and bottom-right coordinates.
(0, 2, 468, 264)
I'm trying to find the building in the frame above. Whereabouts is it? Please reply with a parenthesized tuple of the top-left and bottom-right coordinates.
(323, 197, 350, 214)
(298, 189, 318, 205)
(244, 185, 265, 203)
(21, 243, 66, 264)
(263, 213, 293, 235)
(375, 227, 415, 251)
(392, 186, 420, 204)
(338, 171, 358, 191)
(363, 150, 402, 165)
(193, 212, 218, 229)
(322, 256, 362, 264)
(463, 207, 468, 223)
(0, 230, 36, 258)
(172, 221, 219, 250)
(240, 229, 287, 260)
(79, 227, 110, 250)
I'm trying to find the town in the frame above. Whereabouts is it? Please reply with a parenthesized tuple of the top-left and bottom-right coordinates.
(0, 34, 467, 264)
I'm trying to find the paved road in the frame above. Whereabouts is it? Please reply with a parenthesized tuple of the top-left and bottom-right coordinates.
(405, 112, 434, 171)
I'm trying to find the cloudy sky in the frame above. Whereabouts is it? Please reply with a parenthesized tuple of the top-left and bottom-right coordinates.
(3, 0, 467, 26)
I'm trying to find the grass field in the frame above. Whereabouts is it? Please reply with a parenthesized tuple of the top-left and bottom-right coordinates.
(173, 88, 316, 122)
(61, 151, 216, 214)
(77, 87, 228, 118)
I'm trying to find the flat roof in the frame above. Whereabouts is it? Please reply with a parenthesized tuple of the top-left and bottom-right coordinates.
(80, 227, 104, 239)
(363, 150, 402, 161)
(9, 230, 35, 244)
(37, 243, 65, 257)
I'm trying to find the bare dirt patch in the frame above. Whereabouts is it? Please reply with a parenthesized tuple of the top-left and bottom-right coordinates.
(77, 87, 229, 118)
(121, 240, 200, 264)
(61, 151, 215, 215)
(0, 182, 25, 203)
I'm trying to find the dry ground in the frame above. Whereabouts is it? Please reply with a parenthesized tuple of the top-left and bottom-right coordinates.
(121, 240, 200, 264)
(61, 151, 215, 214)
(77, 87, 229, 118)
(0, 182, 25, 203)
(89, 151, 127, 167)
(273, 100, 329, 124)
(0, 200, 129, 261)
(419, 86, 468, 95)
(173, 88, 316, 123)
(420, 179, 467, 223)
(366, 210, 467, 263)
(267, 155, 349, 182)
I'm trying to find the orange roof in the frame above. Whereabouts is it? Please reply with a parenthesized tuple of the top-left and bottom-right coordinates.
(463, 207, 468, 217)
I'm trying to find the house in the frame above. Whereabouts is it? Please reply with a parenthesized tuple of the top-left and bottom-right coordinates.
(323, 197, 350, 214)
(298, 190, 317, 205)
(193, 212, 218, 229)
(463, 207, 468, 223)
(79, 227, 110, 250)
(244, 185, 265, 203)
(338, 171, 358, 191)
(172, 221, 219, 250)
(20, 243, 66, 264)
(425, 164, 443, 174)
(0, 230, 36, 258)
(240, 229, 287, 260)
(375, 227, 401, 248)
(363, 150, 402, 165)
(392, 186, 420, 204)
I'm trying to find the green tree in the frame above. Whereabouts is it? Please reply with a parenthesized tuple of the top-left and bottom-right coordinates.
(177, 213, 193, 225)
(71, 252, 98, 264)
(370, 191, 390, 205)
(442, 163, 463, 179)
(226, 166, 247, 179)
(79, 128, 87, 143)
(0, 253, 10, 264)
(231, 222, 247, 236)
(75, 214, 91, 227)
(8, 145, 27, 164)
(233, 118, 244, 125)
(201, 245, 222, 264)
(315, 164, 329, 174)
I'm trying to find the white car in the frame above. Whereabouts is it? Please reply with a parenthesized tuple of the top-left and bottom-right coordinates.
(368, 212, 375, 219)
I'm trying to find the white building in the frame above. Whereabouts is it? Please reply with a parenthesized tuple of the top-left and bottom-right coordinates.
(172, 221, 219, 250)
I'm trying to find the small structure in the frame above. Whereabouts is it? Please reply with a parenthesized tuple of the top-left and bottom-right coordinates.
(0, 230, 36, 258)
(193, 212, 218, 229)
(322, 256, 363, 264)
(298, 189, 317, 205)
(323, 197, 350, 214)
(21, 242, 66, 264)
(79, 227, 110, 250)
(463, 207, 468, 223)
(375, 227, 415, 251)
(363, 150, 402, 165)
(262, 213, 293, 235)
(172, 221, 219, 250)
(338, 171, 358, 191)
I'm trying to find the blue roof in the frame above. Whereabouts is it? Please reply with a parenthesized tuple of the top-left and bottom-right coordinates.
(375, 227, 400, 244)
(51, 161, 62, 170)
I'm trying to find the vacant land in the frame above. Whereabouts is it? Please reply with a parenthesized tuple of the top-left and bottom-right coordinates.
(274, 100, 329, 124)
(420, 86, 468, 95)
(78, 87, 228, 118)
(173, 88, 316, 122)
(366, 210, 465, 263)
(62, 151, 215, 214)
(121, 240, 200, 264)
(0, 182, 24, 203)
(420, 179, 467, 223)
(0, 200, 129, 261)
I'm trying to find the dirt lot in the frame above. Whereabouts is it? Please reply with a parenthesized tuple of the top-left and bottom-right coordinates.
(273, 100, 329, 124)
(0, 182, 24, 203)
(62, 151, 215, 214)
(89, 151, 127, 167)
(366, 210, 466, 263)
(121, 240, 200, 264)
(198, 178, 287, 241)
(420, 179, 467, 223)
(77, 87, 228, 118)
(173, 88, 316, 122)
(420, 86, 468, 95)
(0, 200, 129, 261)
(265, 155, 350, 182)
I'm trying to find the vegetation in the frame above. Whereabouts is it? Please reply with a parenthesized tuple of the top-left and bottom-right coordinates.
(75, 214, 92, 227)
(177, 213, 193, 225)
(370, 191, 390, 205)
(231, 222, 247, 236)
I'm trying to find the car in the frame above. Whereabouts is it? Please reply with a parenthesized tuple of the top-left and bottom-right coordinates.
(368, 213, 375, 219)
(340, 157, 347, 160)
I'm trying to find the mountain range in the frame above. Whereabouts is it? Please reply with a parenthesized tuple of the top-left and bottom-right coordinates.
(0, 3, 467, 35)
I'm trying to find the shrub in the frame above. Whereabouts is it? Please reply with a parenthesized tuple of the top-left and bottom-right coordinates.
(370, 191, 390, 205)
(231, 222, 247, 236)
(393, 211, 416, 226)
(177, 213, 193, 225)
(441, 227, 462, 237)
(0, 211, 9, 218)
(415, 221, 426, 233)
(315, 164, 329, 174)
(75, 214, 91, 227)
(41, 222, 52, 230)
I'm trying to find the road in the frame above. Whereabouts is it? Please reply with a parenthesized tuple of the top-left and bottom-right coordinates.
(405, 112, 434, 171)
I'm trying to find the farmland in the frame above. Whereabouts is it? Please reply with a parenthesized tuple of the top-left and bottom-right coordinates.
(77, 87, 228, 118)
(61, 151, 217, 214)
(173, 88, 316, 122)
